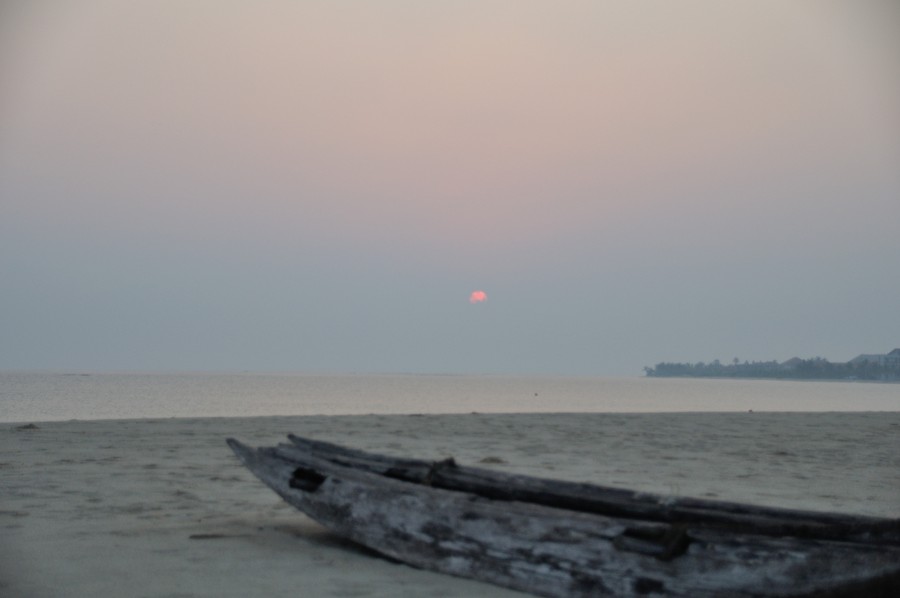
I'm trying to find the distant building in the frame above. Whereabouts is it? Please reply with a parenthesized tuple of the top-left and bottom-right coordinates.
(849, 349, 900, 368)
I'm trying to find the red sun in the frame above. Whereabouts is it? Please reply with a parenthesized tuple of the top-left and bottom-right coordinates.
(469, 290, 487, 304)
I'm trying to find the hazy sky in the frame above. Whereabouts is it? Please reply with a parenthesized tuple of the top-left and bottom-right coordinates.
(2, 1, 899, 375)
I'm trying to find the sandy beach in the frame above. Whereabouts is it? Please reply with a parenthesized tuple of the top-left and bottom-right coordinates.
(2, 412, 899, 597)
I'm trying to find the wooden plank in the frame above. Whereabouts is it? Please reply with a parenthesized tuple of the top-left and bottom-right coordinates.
(282, 434, 900, 545)
(228, 438, 900, 598)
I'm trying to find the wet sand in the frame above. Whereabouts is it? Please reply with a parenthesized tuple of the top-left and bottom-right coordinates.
(2, 412, 899, 597)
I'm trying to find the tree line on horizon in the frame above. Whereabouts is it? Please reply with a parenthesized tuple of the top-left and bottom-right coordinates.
(643, 357, 899, 381)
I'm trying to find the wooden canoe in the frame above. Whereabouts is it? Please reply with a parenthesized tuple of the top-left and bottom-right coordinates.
(228, 435, 900, 597)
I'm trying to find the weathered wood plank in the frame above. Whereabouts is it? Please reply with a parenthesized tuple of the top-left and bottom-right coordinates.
(283, 434, 900, 545)
(228, 438, 900, 598)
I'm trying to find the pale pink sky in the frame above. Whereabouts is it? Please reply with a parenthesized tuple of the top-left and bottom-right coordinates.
(1, 1, 898, 373)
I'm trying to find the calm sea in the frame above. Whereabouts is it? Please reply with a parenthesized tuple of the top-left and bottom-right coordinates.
(1, 372, 898, 423)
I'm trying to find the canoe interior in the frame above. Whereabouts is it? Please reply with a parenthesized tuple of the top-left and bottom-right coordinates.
(281, 434, 900, 545)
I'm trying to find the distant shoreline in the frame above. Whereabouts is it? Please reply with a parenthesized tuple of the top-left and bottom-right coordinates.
(644, 352, 900, 383)
(644, 374, 899, 384)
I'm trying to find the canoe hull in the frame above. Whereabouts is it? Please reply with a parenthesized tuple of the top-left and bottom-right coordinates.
(228, 437, 900, 598)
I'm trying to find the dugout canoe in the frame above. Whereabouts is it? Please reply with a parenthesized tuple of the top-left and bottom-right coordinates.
(227, 435, 900, 597)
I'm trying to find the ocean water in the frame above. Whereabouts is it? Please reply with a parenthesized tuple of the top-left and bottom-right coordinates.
(2, 372, 898, 422)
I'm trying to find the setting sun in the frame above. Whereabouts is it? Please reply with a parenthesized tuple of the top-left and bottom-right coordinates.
(469, 290, 487, 304)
